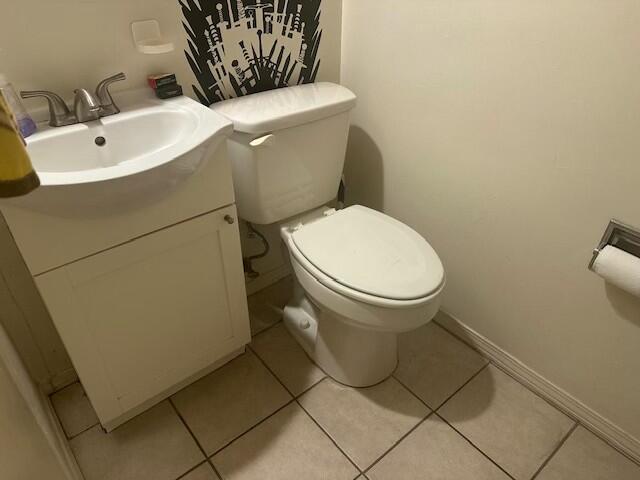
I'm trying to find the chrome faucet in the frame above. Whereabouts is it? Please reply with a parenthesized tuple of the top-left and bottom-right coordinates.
(20, 72, 127, 127)
(74, 89, 101, 122)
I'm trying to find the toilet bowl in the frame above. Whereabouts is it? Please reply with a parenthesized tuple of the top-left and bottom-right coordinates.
(280, 205, 445, 387)
(211, 82, 446, 387)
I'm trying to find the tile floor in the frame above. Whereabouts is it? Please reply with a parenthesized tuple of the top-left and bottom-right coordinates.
(52, 277, 640, 480)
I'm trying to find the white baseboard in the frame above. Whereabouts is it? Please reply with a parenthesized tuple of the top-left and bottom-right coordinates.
(44, 393, 84, 480)
(436, 311, 640, 464)
(245, 264, 291, 296)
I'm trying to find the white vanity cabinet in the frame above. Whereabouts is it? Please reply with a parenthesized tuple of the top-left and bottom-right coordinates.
(35, 206, 249, 430)
(1, 139, 251, 431)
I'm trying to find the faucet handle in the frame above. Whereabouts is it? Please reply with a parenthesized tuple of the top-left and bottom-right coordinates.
(20, 90, 75, 127)
(96, 72, 126, 90)
(95, 72, 126, 116)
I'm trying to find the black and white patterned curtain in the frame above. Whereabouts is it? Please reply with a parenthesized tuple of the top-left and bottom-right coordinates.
(180, 0, 323, 105)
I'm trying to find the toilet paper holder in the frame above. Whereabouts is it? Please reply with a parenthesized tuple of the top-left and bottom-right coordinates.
(588, 219, 640, 271)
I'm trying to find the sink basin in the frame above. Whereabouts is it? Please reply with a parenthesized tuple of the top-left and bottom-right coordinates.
(5, 91, 233, 216)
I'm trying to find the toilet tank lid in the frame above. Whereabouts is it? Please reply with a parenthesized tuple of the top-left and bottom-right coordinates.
(210, 82, 357, 134)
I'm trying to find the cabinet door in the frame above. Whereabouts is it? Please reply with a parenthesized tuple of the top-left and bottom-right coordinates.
(36, 206, 250, 427)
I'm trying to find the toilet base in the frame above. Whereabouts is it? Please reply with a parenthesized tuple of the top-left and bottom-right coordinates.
(283, 279, 398, 388)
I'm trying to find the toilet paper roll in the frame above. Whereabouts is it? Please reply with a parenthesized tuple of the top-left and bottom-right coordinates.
(592, 245, 640, 298)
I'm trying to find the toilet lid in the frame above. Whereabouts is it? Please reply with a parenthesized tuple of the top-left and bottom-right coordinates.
(291, 206, 445, 300)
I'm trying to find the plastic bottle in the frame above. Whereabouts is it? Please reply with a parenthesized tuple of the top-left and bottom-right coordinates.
(0, 74, 36, 138)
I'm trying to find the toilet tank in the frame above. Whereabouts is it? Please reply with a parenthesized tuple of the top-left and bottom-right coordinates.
(211, 83, 357, 225)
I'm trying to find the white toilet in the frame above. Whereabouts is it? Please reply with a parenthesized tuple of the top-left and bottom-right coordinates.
(212, 82, 445, 387)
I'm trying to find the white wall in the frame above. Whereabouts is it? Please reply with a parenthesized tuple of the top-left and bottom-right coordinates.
(0, 323, 81, 480)
(1, 0, 190, 103)
(0, 361, 70, 480)
(342, 0, 640, 442)
(0, 217, 74, 391)
(0, 0, 341, 107)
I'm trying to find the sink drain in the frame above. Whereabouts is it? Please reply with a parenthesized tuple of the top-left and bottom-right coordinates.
(95, 136, 106, 146)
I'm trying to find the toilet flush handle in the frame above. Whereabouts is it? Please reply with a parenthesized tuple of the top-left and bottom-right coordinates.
(249, 133, 275, 148)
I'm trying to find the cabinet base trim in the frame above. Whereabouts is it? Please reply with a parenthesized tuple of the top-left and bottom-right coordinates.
(102, 346, 246, 432)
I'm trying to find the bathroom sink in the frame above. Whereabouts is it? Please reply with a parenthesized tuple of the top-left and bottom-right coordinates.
(4, 91, 232, 216)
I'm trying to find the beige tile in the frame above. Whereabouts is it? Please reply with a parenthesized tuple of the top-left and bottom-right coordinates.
(368, 415, 510, 480)
(251, 323, 325, 396)
(439, 365, 574, 479)
(171, 349, 292, 455)
(51, 382, 99, 438)
(248, 277, 293, 335)
(395, 322, 488, 408)
(536, 426, 640, 480)
(299, 377, 429, 469)
(212, 402, 358, 480)
(70, 401, 203, 480)
(180, 463, 218, 480)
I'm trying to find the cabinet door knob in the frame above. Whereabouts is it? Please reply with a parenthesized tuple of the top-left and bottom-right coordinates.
(224, 215, 235, 225)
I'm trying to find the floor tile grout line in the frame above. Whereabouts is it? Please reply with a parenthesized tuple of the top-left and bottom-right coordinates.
(246, 342, 327, 399)
(295, 373, 328, 397)
(247, 343, 363, 474)
(246, 343, 297, 398)
(432, 355, 560, 480)
(168, 398, 224, 480)
(236, 307, 634, 475)
(434, 362, 490, 411)
(362, 411, 435, 476)
(530, 422, 579, 480)
(251, 311, 331, 400)
(487, 360, 640, 469)
(251, 321, 500, 477)
(250, 317, 284, 339)
(166, 340, 310, 468)
(434, 319, 581, 423)
(207, 398, 297, 459)
(252, 316, 640, 477)
(391, 326, 490, 414)
(427, 354, 560, 478)
(296, 398, 365, 475)
(433, 318, 640, 464)
(483, 355, 640, 467)
(389, 374, 435, 412)
(49, 380, 82, 396)
(174, 460, 209, 480)
(49, 382, 101, 440)
(434, 412, 518, 480)
(251, 310, 517, 477)
(65, 421, 100, 441)
(204, 458, 223, 480)
(59, 295, 639, 479)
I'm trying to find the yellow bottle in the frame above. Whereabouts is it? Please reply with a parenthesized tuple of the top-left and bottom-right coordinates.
(0, 90, 39, 197)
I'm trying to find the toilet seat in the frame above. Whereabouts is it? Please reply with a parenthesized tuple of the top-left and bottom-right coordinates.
(285, 205, 445, 308)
